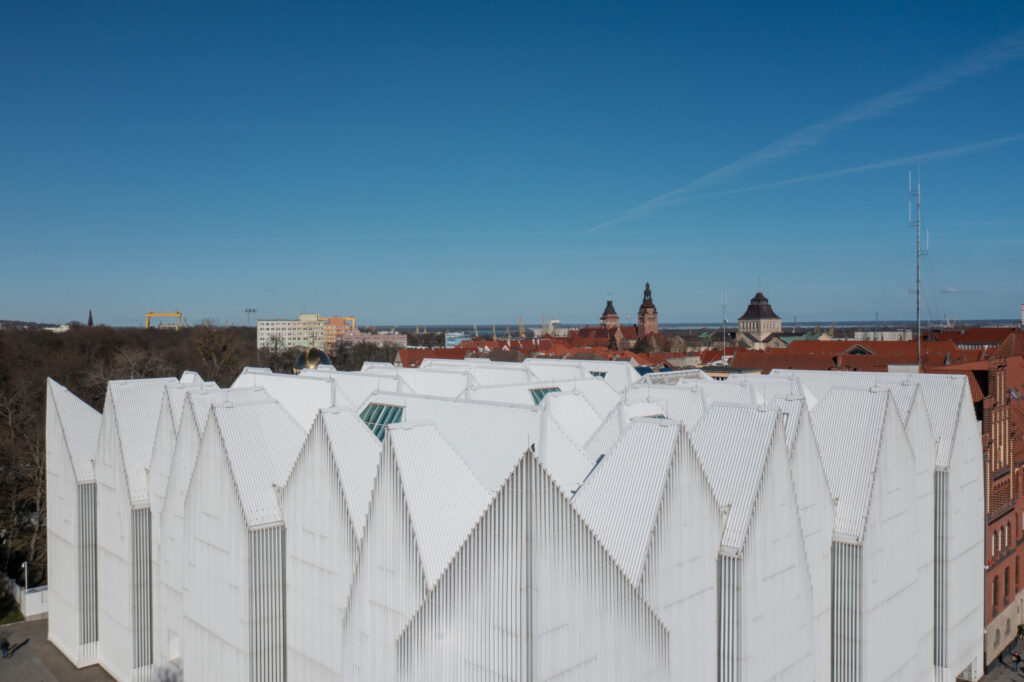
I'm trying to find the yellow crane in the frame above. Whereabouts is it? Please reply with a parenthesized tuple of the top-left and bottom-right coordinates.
(145, 311, 183, 329)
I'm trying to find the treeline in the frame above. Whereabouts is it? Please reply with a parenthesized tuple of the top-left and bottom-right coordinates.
(0, 324, 394, 586)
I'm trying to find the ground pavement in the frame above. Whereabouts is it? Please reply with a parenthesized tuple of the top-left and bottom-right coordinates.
(0, 619, 112, 681)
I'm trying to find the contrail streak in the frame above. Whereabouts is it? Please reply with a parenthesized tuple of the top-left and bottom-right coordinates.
(588, 28, 1024, 232)
(683, 132, 1024, 200)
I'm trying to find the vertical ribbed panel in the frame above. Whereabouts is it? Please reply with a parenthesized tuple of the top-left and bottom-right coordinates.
(935, 470, 948, 668)
(79, 483, 98, 645)
(132, 507, 153, 668)
(249, 526, 287, 682)
(831, 541, 861, 682)
(395, 452, 669, 681)
(717, 555, 740, 682)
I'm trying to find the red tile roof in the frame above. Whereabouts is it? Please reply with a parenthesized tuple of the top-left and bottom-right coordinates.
(992, 330, 1024, 359)
(395, 347, 471, 368)
(730, 350, 837, 373)
(928, 327, 1016, 347)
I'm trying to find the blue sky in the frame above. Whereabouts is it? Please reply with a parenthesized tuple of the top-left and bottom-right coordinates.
(2, 2, 1023, 326)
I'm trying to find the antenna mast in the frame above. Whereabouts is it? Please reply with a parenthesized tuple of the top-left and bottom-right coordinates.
(908, 171, 926, 366)
(721, 292, 727, 359)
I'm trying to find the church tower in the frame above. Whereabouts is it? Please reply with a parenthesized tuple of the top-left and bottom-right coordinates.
(600, 300, 620, 329)
(637, 282, 658, 337)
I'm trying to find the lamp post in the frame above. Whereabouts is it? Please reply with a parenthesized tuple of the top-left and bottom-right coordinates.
(20, 561, 27, 612)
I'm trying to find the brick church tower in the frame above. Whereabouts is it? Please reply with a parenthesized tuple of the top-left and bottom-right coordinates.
(600, 300, 620, 328)
(637, 282, 658, 337)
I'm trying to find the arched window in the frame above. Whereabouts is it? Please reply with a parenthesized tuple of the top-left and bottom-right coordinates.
(1006, 567, 1011, 602)
(995, 576, 1001, 609)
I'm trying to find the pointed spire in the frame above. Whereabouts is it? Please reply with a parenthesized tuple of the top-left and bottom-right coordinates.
(87, 309, 94, 327)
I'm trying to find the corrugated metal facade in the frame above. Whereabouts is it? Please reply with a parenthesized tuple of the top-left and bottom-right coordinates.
(249, 526, 286, 682)
(832, 541, 861, 682)
(78, 483, 99, 648)
(45, 364, 986, 682)
(396, 451, 669, 681)
(46, 379, 102, 667)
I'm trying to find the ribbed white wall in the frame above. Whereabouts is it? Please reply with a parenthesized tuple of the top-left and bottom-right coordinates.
(340, 443, 428, 681)
(396, 452, 669, 681)
(787, 405, 833, 682)
(942, 387, 985, 681)
(735, 424, 816, 681)
(156, 397, 203, 668)
(831, 541, 861, 682)
(281, 416, 360, 681)
(147, 394, 176, 669)
(905, 392, 937, 676)
(46, 398, 89, 664)
(44, 366, 988, 682)
(182, 425, 251, 680)
(639, 430, 722, 682)
(860, 400, 929, 681)
(95, 397, 135, 682)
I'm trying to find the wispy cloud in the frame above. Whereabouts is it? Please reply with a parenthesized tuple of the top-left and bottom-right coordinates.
(589, 28, 1024, 232)
(679, 133, 1024, 200)
(942, 287, 982, 294)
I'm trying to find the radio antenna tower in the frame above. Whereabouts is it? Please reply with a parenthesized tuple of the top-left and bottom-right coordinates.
(908, 171, 927, 366)
(721, 292, 727, 358)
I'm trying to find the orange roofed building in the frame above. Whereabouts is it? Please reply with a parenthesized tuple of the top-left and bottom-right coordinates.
(568, 282, 664, 351)
(929, 332, 1024, 660)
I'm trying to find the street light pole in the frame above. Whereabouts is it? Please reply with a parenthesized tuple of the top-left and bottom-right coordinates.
(21, 561, 27, 612)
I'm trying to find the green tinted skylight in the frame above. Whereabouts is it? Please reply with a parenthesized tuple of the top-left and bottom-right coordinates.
(359, 403, 404, 441)
(530, 387, 560, 405)
(589, 371, 607, 379)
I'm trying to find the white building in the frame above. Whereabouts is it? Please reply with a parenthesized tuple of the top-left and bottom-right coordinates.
(182, 398, 305, 681)
(45, 360, 985, 682)
(45, 379, 102, 667)
(94, 377, 178, 681)
(256, 313, 326, 350)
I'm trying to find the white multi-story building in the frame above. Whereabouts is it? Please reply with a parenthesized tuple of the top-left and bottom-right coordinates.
(256, 313, 326, 350)
(46, 360, 985, 682)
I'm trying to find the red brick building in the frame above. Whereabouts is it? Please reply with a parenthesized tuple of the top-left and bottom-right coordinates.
(570, 282, 662, 350)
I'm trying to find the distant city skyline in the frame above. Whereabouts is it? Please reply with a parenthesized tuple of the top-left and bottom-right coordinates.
(2, 3, 1022, 326)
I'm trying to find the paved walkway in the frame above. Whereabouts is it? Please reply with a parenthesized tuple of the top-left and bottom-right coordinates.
(0, 619, 112, 681)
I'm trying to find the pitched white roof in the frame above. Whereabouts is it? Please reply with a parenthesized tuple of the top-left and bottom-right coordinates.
(524, 358, 640, 392)
(48, 379, 102, 483)
(625, 385, 707, 427)
(639, 369, 713, 385)
(691, 403, 780, 554)
(210, 399, 306, 528)
(572, 419, 681, 582)
(230, 370, 334, 430)
(164, 381, 218, 432)
(108, 377, 179, 506)
(180, 370, 205, 384)
(325, 372, 401, 409)
(771, 369, 969, 468)
(810, 387, 890, 540)
(388, 423, 491, 587)
(358, 392, 546, 493)
(726, 374, 818, 410)
(536, 409, 598, 494)
(321, 409, 384, 540)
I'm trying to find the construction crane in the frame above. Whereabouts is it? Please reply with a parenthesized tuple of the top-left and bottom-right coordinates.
(473, 324, 479, 338)
(492, 324, 497, 340)
(145, 311, 183, 330)
(518, 317, 525, 339)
